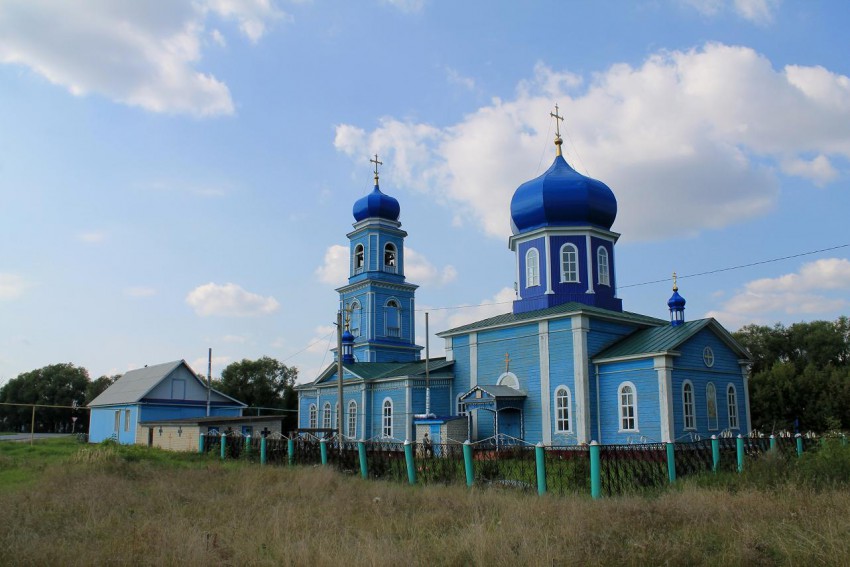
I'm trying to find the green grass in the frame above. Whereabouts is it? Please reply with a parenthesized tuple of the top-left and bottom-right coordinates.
(2, 439, 850, 565)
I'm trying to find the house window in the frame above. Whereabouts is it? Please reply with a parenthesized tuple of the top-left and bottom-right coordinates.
(619, 383, 637, 431)
(707, 383, 718, 430)
(683, 381, 695, 430)
(382, 399, 393, 438)
(354, 244, 365, 274)
(323, 402, 332, 430)
(385, 299, 400, 338)
(727, 385, 739, 429)
(526, 248, 540, 287)
(349, 300, 361, 337)
(347, 401, 357, 439)
(309, 404, 317, 429)
(384, 243, 397, 273)
(554, 386, 571, 433)
(597, 246, 610, 286)
(124, 409, 131, 432)
(560, 243, 579, 283)
(114, 410, 120, 432)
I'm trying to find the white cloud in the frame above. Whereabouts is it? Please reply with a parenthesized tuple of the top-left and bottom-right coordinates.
(210, 28, 227, 47)
(77, 230, 106, 243)
(190, 355, 231, 377)
(681, 0, 778, 25)
(315, 244, 349, 285)
(0, 0, 284, 117)
(446, 67, 475, 91)
(706, 258, 850, 329)
(380, 0, 425, 13)
(444, 287, 516, 330)
(336, 43, 850, 242)
(186, 282, 280, 316)
(221, 334, 247, 344)
(0, 274, 31, 300)
(124, 286, 157, 297)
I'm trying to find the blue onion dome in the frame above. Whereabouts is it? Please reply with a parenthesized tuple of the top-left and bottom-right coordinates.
(510, 155, 617, 234)
(342, 329, 355, 343)
(668, 286, 686, 310)
(353, 184, 400, 222)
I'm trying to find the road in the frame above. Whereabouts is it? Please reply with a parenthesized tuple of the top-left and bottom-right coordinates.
(0, 433, 75, 442)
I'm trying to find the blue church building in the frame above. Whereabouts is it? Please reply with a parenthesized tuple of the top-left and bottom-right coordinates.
(296, 116, 752, 446)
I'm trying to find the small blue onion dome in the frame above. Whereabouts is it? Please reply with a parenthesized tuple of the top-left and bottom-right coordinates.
(341, 329, 355, 343)
(667, 289, 686, 310)
(510, 155, 617, 234)
(353, 184, 400, 222)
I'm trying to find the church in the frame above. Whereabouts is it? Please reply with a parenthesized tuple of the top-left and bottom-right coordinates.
(296, 111, 752, 446)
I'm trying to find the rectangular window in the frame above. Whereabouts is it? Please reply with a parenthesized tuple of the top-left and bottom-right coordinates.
(347, 403, 357, 439)
(728, 387, 739, 429)
(124, 409, 131, 432)
(114, 410, 121, 432)
(683, 384, 695, 430)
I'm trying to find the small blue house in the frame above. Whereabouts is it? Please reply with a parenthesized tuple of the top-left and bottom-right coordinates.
(88, 360, 246, 444)
(296, 114, 752, 446)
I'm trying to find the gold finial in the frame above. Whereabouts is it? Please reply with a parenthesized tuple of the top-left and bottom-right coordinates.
(550, 103, 564, 157)
(504, 352, 511, 373)
(672, 272, 678, 292)
(370, 154, 383, 185)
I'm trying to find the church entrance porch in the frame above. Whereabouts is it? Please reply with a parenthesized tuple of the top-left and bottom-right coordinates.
(459, 385, 527, 449)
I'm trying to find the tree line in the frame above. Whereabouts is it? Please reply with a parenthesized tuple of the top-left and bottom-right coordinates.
(0, 357, 298, 433)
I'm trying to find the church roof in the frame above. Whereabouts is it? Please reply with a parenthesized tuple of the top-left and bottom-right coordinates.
(593, 318, 751, 362)
(352, 185, 400, 222)
(298, 357, 454, 388)
(437, 302, 664, 337)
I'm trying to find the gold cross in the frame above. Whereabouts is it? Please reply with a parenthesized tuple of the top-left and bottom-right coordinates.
(370, 154, 383, 184)
(550, 104, 564, 156)
(504, 352, 511, 373)
(672, 271, 678, 292)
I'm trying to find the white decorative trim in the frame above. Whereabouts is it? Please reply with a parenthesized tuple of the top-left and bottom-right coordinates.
(597, 246, 610, 287)
(361, 388, 366, 438)
(405, 386, 412, 441)
(470, 333, 478, 438)
(617, 381, 639, 433)
(497, 372, 519, 389)
(525, 247, 540, 288)
(572, 315, 590, 443)
(544, 235, 553, 294)
(553, 384, 573, 434)
(741, 364, 752, 434)
(515, 247, 522, 300)
(559, 242, 580, 283)
(585, 235, 594, 294)
(445, 336, 454, 362)
(654, 356, 674, 442)
(381, 397, 393, 438)
(539, 321, 551, 445)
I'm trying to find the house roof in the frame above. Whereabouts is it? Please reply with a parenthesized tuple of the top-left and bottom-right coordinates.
(437, 301, 664, 337)
(296, 357, 454, 389)
(88, 360, 246, 407)
(593, 318, 751, 362)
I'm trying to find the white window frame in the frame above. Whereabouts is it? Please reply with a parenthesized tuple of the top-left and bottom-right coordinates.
(309, 404, 317, 429)
(597, 246, 610, 286)
(618, 382, 638, 432)
(703, 346, 715, 368)
(385, 299, 401, 338)
(526, 247, 540, 287)
(114, 410, 120, 432)
(560, 243, 580, 283)
(456, 393, 467, 417)
(322, 402, 332, 430)
(124, 409, 131, 432)
(349, 300, 361, 337)
(727, 384, 739, 429)
(383, 243, 397, 273)
(347, 400, 357, 439)
(354, 243, 365, 274)
(382, 398, 393, 438)
(682, 381, 696, 430)
(706, 382, 718, 430)
(554, 386, 572, 433)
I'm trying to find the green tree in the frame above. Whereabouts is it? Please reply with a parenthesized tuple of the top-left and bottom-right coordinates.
(218, 357, 298, 430)
(0, 363, 89, 433)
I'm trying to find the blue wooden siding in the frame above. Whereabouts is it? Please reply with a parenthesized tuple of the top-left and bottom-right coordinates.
(548, 317, 577, 444)
(596, 359, 660, 444)
(371, 386, 407, 441)
(88, 404, 138, 444)
(587, 319, 641, 441)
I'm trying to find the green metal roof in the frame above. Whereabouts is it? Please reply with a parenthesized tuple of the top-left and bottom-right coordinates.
(594, 318, 751, 361)
(296, 358, 454, 389)
(438, 302, 665, 336)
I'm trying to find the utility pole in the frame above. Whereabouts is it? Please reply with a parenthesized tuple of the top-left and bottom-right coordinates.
(425, 312, 431, 417)
(336, 310, 344, 455)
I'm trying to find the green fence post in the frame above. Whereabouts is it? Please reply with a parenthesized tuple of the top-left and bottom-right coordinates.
(590, 441, 601, 500)
(260, 437, 267, 465)
(736, 435, 745, 473)
(463, 440, 474, 488)
(220, 433, 226, 461)
(666, 441, 676, 484)
(796, 433, 803, 457)
(711, 435, 720, 473)
(245, 435, 251, 458)
(535, 442, 547, 496)
(842, 434, 847, 448)
(198, 433, 205, 454)
(404, 440, 417, 485)
(769, 434, 776, 452)
(358, 440, 368, 479)
(287, 438, 295, 466)
(320, 438, 328, 465)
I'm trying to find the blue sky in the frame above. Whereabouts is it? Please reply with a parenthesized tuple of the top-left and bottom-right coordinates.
(1, 0, 849, 385)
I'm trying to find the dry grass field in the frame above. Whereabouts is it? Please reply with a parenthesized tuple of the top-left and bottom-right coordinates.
(1, 439, 850, 566)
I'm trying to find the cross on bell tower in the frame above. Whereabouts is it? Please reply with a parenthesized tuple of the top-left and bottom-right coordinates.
(370, 154, 383, 185)
(550, 103, 565, 156)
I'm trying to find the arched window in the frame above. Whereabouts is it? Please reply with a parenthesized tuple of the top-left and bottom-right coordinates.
(727, 385, 739, 429)
(597, 246, 610, 286)
(385, 299, 400, 338)
(309, 404, 317, 429)
(347, 400, 357, 438)
(322, 402, 332, 430)
(560, 243, 579, 283)
(497, 372, 519, 390)
(619, 382, 637, 431)
(384, 243, 397, 273)
(526, 248, 540, 287)
(382, 398, 393, 438)
(554, 386, 571, 433)
(682, 381, 695, 430)
(706, 383, 718, 430)
(349, 300, 361, 337)
(354, 244, 365, 274)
